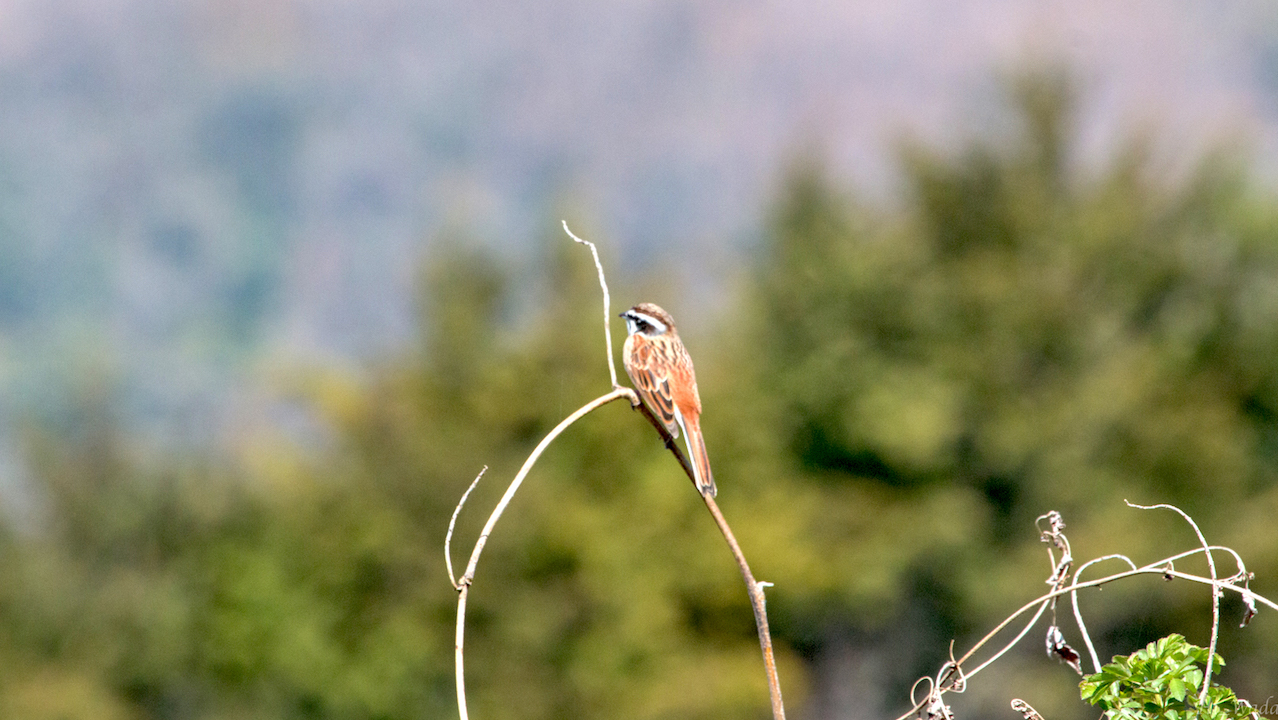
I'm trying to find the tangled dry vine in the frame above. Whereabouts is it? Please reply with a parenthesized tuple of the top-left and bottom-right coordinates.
(900, 504, 1276, 720)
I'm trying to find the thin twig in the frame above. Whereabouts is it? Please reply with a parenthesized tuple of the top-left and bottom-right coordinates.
(959, 514, 1070, 679)
(1070, 554, 1137, 673)
(1156, 546, 1248, 580)
(457, 391, 630, 594)
(446, 466, 487, 590)
(892, 553, 1278, 720)
(965, 597, 1054, 678)
(1125, 501, 1220, 702)
(451, 229, 636, 720)
(562, 221, 620, 389)
(703, 493, 786, 720)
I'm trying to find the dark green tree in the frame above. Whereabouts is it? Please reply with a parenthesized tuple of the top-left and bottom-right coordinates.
(2, 69, 1277, 720)
(739, 70, 1278, 718)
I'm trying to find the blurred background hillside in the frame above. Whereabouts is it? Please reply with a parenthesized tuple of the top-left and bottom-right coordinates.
(3, 1, 1278, 719)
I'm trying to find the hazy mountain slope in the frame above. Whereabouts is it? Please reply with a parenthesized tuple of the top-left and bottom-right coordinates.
(0, 0, 1273, 442)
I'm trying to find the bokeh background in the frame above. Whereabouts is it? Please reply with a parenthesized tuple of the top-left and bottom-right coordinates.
(3, 1, 1278, 719)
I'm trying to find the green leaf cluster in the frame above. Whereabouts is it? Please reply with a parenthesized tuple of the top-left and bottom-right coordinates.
(1081, 634, 1254, 720)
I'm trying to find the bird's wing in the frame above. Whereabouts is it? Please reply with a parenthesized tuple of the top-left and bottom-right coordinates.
(628, 341, 680, 438)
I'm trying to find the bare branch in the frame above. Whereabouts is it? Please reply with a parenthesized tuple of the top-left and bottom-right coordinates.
(457, 389, 633, 588)
(892, 507, 1278, 720)
(965, 595, 1053, 678)
(562, 221, 620, 389)
(446, 466, 487, 590)
(962, 513, 1072, 680)
(1125, 500, 1220, 703)
(702, 492, 787, 720)
(453, 388, 633, 720)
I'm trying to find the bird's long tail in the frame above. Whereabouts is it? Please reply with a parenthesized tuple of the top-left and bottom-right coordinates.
(678, 416, 716, 498)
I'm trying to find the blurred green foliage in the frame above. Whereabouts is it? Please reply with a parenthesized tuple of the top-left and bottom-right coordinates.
(2, 71, 1278, 720)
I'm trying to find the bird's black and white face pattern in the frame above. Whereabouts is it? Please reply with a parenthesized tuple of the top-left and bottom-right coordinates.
(621, 309, 668, 337)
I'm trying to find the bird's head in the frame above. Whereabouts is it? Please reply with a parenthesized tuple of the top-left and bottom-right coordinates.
(620, 303, 675, 337)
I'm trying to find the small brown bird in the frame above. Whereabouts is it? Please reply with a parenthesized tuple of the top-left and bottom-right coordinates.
(620, 303, 716, 497)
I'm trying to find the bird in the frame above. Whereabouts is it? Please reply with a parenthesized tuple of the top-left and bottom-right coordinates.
(620, 303, 716, 497)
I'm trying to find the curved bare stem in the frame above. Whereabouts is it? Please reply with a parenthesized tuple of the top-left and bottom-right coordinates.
(703, 493, 786, 720)
(446, 466, 487, 590)
(453, 388, 632, 720)
(625, 387, 787, 719)
(1070, 554, 1137, 673)
(562, 221, 620, 389)
(566, 221, 784, 716)
(965, 597, 1053, 678)
(1125, 501, 1220, 702)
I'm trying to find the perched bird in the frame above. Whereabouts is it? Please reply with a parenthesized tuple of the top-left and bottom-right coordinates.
(620, 303, 716, 497)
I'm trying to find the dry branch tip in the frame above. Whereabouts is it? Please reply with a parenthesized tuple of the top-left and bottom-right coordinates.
(446, 466, 487, 590)
(1125, 500, 1221, 702)
(562, 221, 620, 389)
